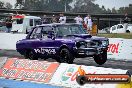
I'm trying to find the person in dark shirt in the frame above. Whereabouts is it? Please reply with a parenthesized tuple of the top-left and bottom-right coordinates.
(124, 13, 129, 23)
(42, 15, 49, 24)
(51, 15, 57, 23)
(5, 16, 12, 33)
(123, 13, 129, 29)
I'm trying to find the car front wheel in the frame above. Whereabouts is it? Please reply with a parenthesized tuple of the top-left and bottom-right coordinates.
(94, 50, 107, 65)
(57, 48, 74, 64)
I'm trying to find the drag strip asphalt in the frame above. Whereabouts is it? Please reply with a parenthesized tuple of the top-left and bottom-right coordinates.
(0, 49, 132, 71)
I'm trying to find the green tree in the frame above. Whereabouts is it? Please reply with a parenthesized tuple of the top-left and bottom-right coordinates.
(118, 4, 132, 14)
(0, 1, 4, 8)
(73, 0, 106, 13)
(0, 1, 12, 9)
(22, 0, 73, 11)
(101, 5, 107, 12)
(15, 0, 24, 9)
(111, 7, 117, 13)
(107, 8, 111, 13)
(5, 2, 12, 9)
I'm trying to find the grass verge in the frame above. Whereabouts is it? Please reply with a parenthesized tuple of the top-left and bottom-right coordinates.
(97, 33, 132, 39)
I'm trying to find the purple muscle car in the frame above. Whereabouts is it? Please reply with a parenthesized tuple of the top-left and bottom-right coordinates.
(16, 23, 109, 65)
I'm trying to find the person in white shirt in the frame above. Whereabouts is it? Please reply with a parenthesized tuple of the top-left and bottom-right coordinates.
(84, 15, 93, 33)
(59, 13, 66, 24)
(74, 15, 83, 24)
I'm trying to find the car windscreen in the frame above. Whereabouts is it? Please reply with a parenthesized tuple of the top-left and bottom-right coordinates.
(55, 25, 86, 37)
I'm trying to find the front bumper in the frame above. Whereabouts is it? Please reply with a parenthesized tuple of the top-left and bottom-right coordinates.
(74, 47, 107, 56)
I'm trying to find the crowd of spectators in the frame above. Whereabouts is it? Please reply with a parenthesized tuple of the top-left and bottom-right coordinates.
(1, 13, 130, 34)
(41, 13, 93, 33)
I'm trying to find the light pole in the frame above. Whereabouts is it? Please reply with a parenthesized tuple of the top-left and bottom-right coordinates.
(65, 0, 67, 12)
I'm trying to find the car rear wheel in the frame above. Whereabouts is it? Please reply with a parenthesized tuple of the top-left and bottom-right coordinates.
(94, 50, 107, 65)
(57, 48, 74, 64)
(24, 50, 38, 60)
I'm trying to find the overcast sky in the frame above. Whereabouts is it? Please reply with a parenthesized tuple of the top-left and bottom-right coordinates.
(94, 0, 132, 10)
(0, 0, 132, 10)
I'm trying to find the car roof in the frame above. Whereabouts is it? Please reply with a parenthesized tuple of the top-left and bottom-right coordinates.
(24, 16, 41, 19)
(36, 23, 82, 27)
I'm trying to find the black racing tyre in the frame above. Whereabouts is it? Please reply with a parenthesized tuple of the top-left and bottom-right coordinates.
(126, 70, 132, 77)
(94, 51, 107, 65)
(24, 50, 38, 60)
(126, 30, 130, 33)
(57, 48, 74, 64)
(76, 75, 87, 85)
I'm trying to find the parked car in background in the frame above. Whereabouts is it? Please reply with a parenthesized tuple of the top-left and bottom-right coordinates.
(110, 24, 132, 33)
(16, 23, 109, 65)
(99, 27, 110, 33)
(126, 24, 132, 33)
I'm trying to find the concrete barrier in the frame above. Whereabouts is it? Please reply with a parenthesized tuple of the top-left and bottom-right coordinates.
(0, 33, 27, 50)
(0, 57, 8, 69)
(108, 38, 132, 61)
(0, 58, 131, 88)
(49, 63, 129, 88)
(0, 58, 59, 83)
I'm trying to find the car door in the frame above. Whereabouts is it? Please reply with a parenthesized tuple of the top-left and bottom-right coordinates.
(27, 26, 43, 49)
(117, 24, 125, 33)
(27, 26, 57, 56)
(38, 26, 61, 56)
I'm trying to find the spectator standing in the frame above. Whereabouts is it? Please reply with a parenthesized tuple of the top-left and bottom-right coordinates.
(84, 15, 93, 34)
(124, 13, 129, 23)
(59, 13, 66, 24)
(124, 13, 129, 29)
(5, 16, 12, 33)
(42, 15, 48, 24)
(82, 21, 88, 33)
(74, 15, 83, 24)
(51, 15, 57, 23)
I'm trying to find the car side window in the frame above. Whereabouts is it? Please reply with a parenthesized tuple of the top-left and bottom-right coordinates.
(112, 26, 116, 31)
(30, 27, 42, 39)
(41, 26, 53, 39)
(117, 25, 123, 29)
(30, 19, 33, 26)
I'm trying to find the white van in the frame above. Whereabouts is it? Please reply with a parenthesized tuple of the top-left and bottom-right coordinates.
(11, 15, 41, 33)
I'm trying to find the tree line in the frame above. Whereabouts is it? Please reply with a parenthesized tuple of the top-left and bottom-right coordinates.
(0, 0, 132, 14)
(0, 1, 12, 9)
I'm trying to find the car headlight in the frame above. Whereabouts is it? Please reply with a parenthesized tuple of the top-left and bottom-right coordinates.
(102, 40, 109, 46)
(86, 42, 91, 47)
(76, 41, 87, 48)
(76, 40, 93, 48)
